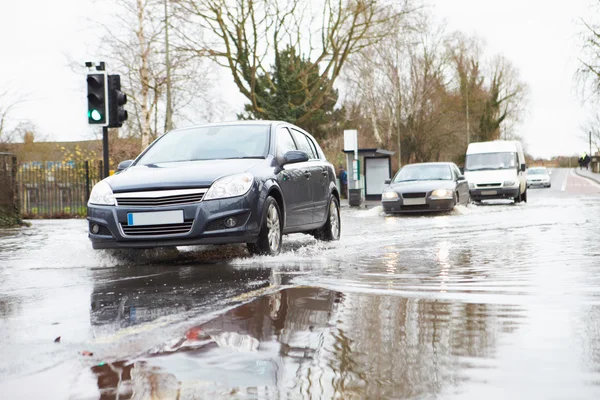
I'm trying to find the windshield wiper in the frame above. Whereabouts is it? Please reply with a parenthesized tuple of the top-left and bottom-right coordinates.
(219, 156, 265, 160)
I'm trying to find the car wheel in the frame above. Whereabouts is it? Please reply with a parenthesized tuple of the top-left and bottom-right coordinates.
(522, 189, 527, 203)
(312, 195, 341, 241)
(514, 191, 521, 203)
(247, 197, 282, 256)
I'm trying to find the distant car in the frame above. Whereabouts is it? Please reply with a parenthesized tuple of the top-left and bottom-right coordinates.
(87, 121, 341, 255)
(381, 162, 470, 213)
(527, 167, 551, 188)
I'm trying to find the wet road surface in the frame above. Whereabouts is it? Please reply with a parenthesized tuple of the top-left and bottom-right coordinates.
(1, 168, 600, 399)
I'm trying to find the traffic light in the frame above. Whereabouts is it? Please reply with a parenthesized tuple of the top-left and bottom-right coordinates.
(108, 75, 128, 128)
(86, 72, 108, 126)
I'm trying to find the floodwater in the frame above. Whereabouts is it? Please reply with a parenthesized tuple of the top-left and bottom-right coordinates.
(1, 168, 600, 399)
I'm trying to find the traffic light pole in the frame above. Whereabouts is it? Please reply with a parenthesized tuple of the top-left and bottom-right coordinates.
(102, 126, 109, 178)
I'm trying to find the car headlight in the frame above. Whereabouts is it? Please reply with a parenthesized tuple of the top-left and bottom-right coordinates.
(431, 189, 450, 198)
(204, 173, 254, 200)
(382, 191, 399, 200)
(89, 181, 115, 205)
(503, 181, 516, 187)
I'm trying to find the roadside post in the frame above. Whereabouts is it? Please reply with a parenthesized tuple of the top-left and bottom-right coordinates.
(344, 130, 363, 207)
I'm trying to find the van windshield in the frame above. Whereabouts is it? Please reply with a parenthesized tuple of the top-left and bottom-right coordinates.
(465, 152, 517, 171)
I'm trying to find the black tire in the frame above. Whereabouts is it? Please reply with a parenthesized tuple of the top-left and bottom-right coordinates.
(522, 189, 527, 203)
(247, 197, 282, 255)
(312, 195, 341, 241)
(514, 191, 521, 203)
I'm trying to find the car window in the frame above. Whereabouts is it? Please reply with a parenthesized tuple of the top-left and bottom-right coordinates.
(394, 164, 453, 182)
(453, 165, 462, 178)
(291, 129, 317, 159)
(137, 125, 269, 164)
(276, 127, 297, 157)
(306, 136, 321, 160)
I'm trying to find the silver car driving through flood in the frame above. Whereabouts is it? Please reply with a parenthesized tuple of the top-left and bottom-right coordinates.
(381, 162, 470, 214)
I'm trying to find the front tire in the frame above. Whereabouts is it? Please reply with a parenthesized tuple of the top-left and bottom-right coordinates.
(247, 197, 282, 255)
(313, 195, 341, 241)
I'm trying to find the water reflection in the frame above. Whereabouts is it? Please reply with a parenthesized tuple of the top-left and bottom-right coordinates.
(90, 264, 274, 327)
(91, 287, 524, 399)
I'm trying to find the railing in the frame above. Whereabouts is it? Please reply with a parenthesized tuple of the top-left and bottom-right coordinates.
(0, 152, 20, 226)
(17, 160, 104, 218)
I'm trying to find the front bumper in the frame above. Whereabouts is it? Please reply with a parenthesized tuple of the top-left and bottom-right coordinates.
(87, 192, 263, 249)
(381, 197, 454, 213)
(470, 187, 519, 201)
(527, 180, 551, 188)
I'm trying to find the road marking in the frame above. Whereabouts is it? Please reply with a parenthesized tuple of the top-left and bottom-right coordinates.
(561, 170, 569, 192)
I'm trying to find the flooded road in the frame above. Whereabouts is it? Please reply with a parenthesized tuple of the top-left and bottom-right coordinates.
(1, 168, 600, 399)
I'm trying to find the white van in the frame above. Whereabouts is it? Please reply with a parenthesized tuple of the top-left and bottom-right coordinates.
(464, 140, 528, 203)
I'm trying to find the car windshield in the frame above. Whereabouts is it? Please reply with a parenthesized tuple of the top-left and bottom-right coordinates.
(465, 152, 517, 171)
(528, 168, 547, 175)
(393, 164, 453, 182)
(136, 125, 270, 165)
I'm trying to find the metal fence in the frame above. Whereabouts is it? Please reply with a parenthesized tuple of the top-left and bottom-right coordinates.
(0, 153, 20, 226)
(17, 160, 104, 218)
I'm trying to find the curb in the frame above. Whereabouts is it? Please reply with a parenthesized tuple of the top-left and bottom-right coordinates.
(573, 168, 600, 185)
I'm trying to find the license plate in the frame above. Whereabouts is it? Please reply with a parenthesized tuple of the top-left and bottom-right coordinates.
(482, 191, 497, 196)
(403, 198, 426, 205)
(127, 210, 184, 226)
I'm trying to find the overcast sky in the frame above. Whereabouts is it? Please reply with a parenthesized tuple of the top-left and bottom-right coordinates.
(0, 0, 595, 158)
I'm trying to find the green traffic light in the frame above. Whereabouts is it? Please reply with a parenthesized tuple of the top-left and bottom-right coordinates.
(89, 109, 102, 121)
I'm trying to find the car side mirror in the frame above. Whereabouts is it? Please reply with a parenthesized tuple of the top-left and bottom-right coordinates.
(385, 179, 391, 185)
(282, 150, 309, 165)
(117, 160, 134, 171)
(521, 164, 526, 172)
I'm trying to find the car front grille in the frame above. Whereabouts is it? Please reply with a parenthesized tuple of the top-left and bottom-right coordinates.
(402, 192, 426, 199)
(401, 205, 430, 211)
(477, 183, 501, 188)
(115, 189, 208, 207)
(120, 221, 194, 236)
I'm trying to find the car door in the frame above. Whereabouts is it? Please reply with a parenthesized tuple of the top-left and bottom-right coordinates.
(290, 129, 326, 224)
(306, 134, 331, 223)
(275, 126, 313, 228)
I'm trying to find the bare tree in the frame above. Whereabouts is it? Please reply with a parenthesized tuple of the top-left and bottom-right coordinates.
(175, 0, 417, 127)
(98, 0, 219, 150)
(0, 90, 25, 145)
(578, 2, 600, 100)
(581, 112, 600, 154)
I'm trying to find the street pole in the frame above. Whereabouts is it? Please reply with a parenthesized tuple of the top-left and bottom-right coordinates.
(466, 81, 470, 146)
(164, 0, 173, 132)
(590, 131, 593, 156)
(102, 126, 109, 178)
